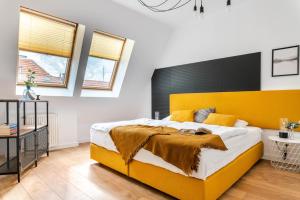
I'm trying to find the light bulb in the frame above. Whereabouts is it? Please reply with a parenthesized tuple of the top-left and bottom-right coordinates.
(200, 5, 204, 14)
(227, 0, 231, 6)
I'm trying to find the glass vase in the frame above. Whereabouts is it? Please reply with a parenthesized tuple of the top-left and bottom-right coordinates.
(289, 130, 294, 140)
(22, 86, 36, 100)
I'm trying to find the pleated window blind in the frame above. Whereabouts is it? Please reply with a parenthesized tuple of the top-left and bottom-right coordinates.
(83, 31, 126, 90)
(19, 7, 77, 57)
(89, 32, 125, 61)
(17, 7, 77, 87)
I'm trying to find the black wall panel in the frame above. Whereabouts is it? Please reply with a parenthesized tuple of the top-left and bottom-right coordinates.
(151, 52, 261, 119)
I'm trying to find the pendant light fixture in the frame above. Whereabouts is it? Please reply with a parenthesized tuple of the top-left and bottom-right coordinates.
(194, 0, 197, 11)
(138, 0, 232, 14)
(227, 0, 231, 6)
(199, 0, 204, 14)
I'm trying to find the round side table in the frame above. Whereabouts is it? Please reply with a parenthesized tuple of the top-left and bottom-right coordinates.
(268, 135, 300, 172)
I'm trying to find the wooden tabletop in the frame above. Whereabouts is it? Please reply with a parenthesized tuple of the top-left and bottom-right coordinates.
(0, 125, 46, 138)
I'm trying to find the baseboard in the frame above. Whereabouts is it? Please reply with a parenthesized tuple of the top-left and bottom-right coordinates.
(50, 142, 79, 151)
(78, 137, 90, 144)
(262, 154, 271, 161)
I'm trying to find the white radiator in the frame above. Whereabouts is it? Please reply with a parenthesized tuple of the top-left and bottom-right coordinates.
(25, 113, 59, 148)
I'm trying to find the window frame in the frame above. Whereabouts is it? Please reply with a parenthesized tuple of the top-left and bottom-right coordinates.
(82, 31, 126, 91)
(17, 7, 78, 88)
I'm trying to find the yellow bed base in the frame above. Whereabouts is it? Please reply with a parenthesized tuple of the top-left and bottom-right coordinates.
(91, 142, 263, 200)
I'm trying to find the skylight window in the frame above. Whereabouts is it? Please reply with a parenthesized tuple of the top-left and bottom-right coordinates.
(17, 7, 77, 87)
(82, 31, 126, 90)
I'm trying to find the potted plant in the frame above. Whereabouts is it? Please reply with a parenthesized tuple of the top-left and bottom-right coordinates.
(23, 69, 37, 100)
(286, 122, 300, 139)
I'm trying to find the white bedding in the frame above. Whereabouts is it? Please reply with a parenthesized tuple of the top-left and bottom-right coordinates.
(90, 118, 262, 180)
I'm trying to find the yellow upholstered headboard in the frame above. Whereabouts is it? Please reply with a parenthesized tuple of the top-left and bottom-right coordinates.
(170, 90, 300, 129)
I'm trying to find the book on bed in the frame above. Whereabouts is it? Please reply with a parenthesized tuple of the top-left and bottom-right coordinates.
(179, 127, 212, 135)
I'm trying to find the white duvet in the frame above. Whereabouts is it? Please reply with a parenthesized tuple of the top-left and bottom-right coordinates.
(90, 118, 262, 180)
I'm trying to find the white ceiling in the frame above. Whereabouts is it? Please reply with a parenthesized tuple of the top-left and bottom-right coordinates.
(111, 0, 245, 28)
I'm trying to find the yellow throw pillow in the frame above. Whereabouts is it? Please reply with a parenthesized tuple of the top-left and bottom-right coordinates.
(203, 113, 237, 127)
(171, 110, 194, 122)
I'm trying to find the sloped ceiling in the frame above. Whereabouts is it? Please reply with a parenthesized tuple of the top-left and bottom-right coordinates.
(111, 0, 245, 28)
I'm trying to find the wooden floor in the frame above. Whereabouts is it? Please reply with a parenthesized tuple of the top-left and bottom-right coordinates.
(1, 143, 300, 200)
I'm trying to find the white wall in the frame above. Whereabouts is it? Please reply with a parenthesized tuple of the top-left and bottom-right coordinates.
(0, 0, 172, 146)
(160, 0, 300, 90)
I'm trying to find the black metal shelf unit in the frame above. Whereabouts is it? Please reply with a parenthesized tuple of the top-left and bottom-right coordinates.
(0, 100, 49, 182)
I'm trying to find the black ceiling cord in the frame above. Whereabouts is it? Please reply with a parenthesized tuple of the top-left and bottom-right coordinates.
(147, 0, 169, 8)
(137, 0, 193, 12)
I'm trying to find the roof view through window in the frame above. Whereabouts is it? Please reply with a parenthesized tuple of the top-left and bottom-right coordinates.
(18, 50, 69, 86)
(83, 57, 115, 89)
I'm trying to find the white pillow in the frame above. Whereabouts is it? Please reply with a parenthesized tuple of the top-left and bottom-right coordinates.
(234, 119, 248, 128)
(200, 124, 248, 140)
(162, 115, 171, 121)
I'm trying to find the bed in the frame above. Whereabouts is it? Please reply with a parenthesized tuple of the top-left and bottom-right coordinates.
(90, 118, 263, 200)
(91, 119, 262, 180)
(90, 90, 300, 200)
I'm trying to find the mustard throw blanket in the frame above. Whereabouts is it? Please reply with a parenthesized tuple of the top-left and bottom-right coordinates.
(109, 125, 227, 174)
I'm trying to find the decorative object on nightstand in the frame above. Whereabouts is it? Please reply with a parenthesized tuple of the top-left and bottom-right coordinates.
(286, 121, 300, 139)
(278, 118, 299, 139)
(279, 118, 289, 138)
(269, 135, 300, 173)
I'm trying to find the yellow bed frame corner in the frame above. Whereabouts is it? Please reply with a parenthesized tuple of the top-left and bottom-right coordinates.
(90, 143, 128, 175)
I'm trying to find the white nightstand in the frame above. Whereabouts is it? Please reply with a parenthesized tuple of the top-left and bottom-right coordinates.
(268, 135, 300, 172)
